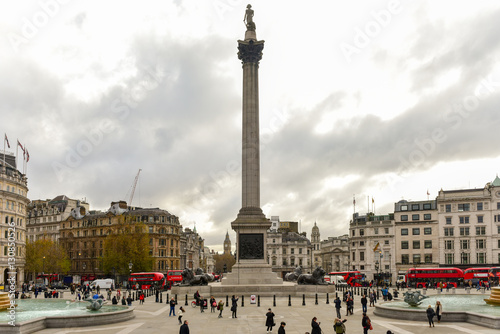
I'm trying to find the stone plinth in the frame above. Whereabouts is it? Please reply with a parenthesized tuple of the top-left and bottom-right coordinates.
(220, 262, 282, 285)
(0, 292, 11, 311)
(484, 286, 500, 306)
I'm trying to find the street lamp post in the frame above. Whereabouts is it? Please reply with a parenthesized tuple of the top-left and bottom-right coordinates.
(128, 262, 133, 289)
(389, 254, 392, 286)
(375, 260, 380, 299)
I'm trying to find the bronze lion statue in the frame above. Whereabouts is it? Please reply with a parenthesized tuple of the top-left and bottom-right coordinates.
(180, 268, 208, 286)
(284, 266, 302, 281)
(297, 267, 327, 285)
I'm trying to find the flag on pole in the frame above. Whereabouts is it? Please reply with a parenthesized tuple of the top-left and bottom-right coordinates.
(427, 189, 430, 196)
(373, 242, 380, 252)
(372, 197, 375, 204)
(4, 134, 10, 148)
(17, 140, 24, 152)
(26, 149, 30, 162)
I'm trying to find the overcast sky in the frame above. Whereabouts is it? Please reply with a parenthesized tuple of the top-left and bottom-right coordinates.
(2, 0, 500, 252)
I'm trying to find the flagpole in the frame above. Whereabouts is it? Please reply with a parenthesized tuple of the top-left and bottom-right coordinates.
(16, 139, 18, 169)
(2, 135, 5, 169)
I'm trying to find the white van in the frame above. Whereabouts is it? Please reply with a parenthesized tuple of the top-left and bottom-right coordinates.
(329, 275, 348, 286)
(89, 279, 115, 290)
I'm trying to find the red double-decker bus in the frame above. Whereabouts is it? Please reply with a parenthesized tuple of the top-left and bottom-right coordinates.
(489, 267, 500, 286)
(328, 271, 366, 287)
(405, 268, 463, 288)
(464, 268, 490, 286)
(166, 270, 183, 289)
(128, 272, 166, 290)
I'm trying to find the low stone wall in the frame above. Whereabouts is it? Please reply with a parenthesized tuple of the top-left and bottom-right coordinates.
(374, 303, 500, 329)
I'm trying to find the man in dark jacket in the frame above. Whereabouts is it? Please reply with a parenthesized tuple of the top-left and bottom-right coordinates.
(361, 294, 368, 313)
(169, 297, 176, 316)
(278, 321, 286, 334)
(334, 296, 342, 319)
(179, 320, 189, 334)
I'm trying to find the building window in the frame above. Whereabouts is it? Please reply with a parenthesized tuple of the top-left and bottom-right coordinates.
(424, 240, 432, 249)
(360, 252, 364, 261)
(401, 241, 409, 249)
(424, 254, 432, 263)
(412, 204, 420, 210)
(458, 203, 470, 212)
(413, 241, 420, 249)
(291, 248, 295, 254)
(401, 215, 408, 221)
(385, 228, 389, 234)
(412, 214, 420, 221)
(423, 203, 432, 210)
(374, 228, 379, 235)
(446, 204, 451, 212)
(461, 253, 470, 264)
(477, 253, 486, 264)
(413, 254, 421, 264)
(446, 217, 452, 224)
(459, 227, 470, 236)
(412, 228, 420, 235)
(444, 227, 454, 236)
(445, 240, 454, 250)
(360, 229, 364, 236)
(476, 239, 485, 249)
(352, 230, 355, 236)
(299, 248, 302, 254)
(476, 226, 486, 235)
(401, 228, 408, 236)
(272, 239, 275, 243)
(360, 241, 364, 246)
(459, 216, 470, 224)
(424, 227, 432, 235)
(498, 202, 500, 210)
(460, 239, 470, 249)
(401, 205, 408, 211)
(352, 252, 355, 261)
(477, 202, 483, 211)
(445, 253, 454, 264)
(384, 240, 389, 245)
(402, 254, 409, 264)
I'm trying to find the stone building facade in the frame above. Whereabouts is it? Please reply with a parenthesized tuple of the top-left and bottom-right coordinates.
(317, 234, 349, 273)
(180, 227, 204, 270)
(26, 195, 89, 243)
(267, 231, 313, 278)
(0, 153, 29, 286)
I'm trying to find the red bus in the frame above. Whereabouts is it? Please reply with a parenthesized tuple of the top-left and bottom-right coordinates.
(489, 267, 500, 285)
(128, 272, 166, 290)
(405, 268, 463, 288)
(328, 271, 366, 287)
(36, 274, 59, 284)
(464, 268, 490, 286)
(166, 270, 183, 288)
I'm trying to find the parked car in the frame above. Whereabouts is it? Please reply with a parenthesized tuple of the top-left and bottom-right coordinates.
(50, 282, 66, 290)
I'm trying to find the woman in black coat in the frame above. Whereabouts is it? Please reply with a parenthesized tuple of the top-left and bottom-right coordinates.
(311, 317, 321, 334)
(231, 295, 239, 318)
(265, 308, 275, 333)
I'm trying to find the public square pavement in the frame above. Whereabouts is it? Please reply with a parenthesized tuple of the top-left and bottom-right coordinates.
(32, 288, 500, 334)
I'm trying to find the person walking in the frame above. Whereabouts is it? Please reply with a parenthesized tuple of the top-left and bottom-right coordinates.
(334, 296, 342, 319)
(231, 295, 239, 318)
(361, 312, 372, 334)
(139, 292, 144, 304)
(369, 291, 375, 306)
(361, 294, 368, 313)
(169, 297, 176, 316)
(333, 317, 347, 334)
(179, 320, 189, 334)
(199, 295, 205, 313)
(210, 296, 216, 313)
(435, 301, 442, 323)
(217, 300, 224, 318)
(347, 297, 354, 315)
(277, 321, 286, 334)
(265, 308, 275, 333)
(178, 306, 185, 325)
(311, 317, 321, 334)
(426, 305, 436, 327)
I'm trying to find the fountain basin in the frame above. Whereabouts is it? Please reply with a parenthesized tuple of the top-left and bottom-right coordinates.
(374, 294, 500, 329)
(0, 299, 134, 334)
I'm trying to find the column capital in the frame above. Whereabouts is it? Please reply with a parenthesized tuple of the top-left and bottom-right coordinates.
(237, 39, 264, 64)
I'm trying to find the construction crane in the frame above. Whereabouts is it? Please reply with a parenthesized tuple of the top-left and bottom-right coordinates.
(128, 169, 142, 207)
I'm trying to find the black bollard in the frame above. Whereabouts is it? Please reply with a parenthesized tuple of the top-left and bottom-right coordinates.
(160, 292, 163, 303)
(226, 295, 229, 307)
(185, 294, 188, 306)
(326, 293, 329, 304)
(288, 295, 291, 306)
(241, 295, 244, 307)
(315, 293, 318, 305)
(273, 295, 276, 307)
(156, 290, 159, 303)
(166, 293, 169, 304)
(175, 294, 178, 306)
(302, 294, 306, 306)
(258, 295, 260, 307)
(336, 292, 338, 299)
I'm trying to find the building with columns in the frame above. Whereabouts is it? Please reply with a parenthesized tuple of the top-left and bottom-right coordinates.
(350, 212, 395, 283)
(437, 176, 500, 268)
(180, 227, 204, 270)
(317, 234, 350, 273)
(1, 152, 29, 287)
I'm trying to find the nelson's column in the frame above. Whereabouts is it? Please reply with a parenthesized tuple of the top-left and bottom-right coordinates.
(222, 5, 282, 285)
